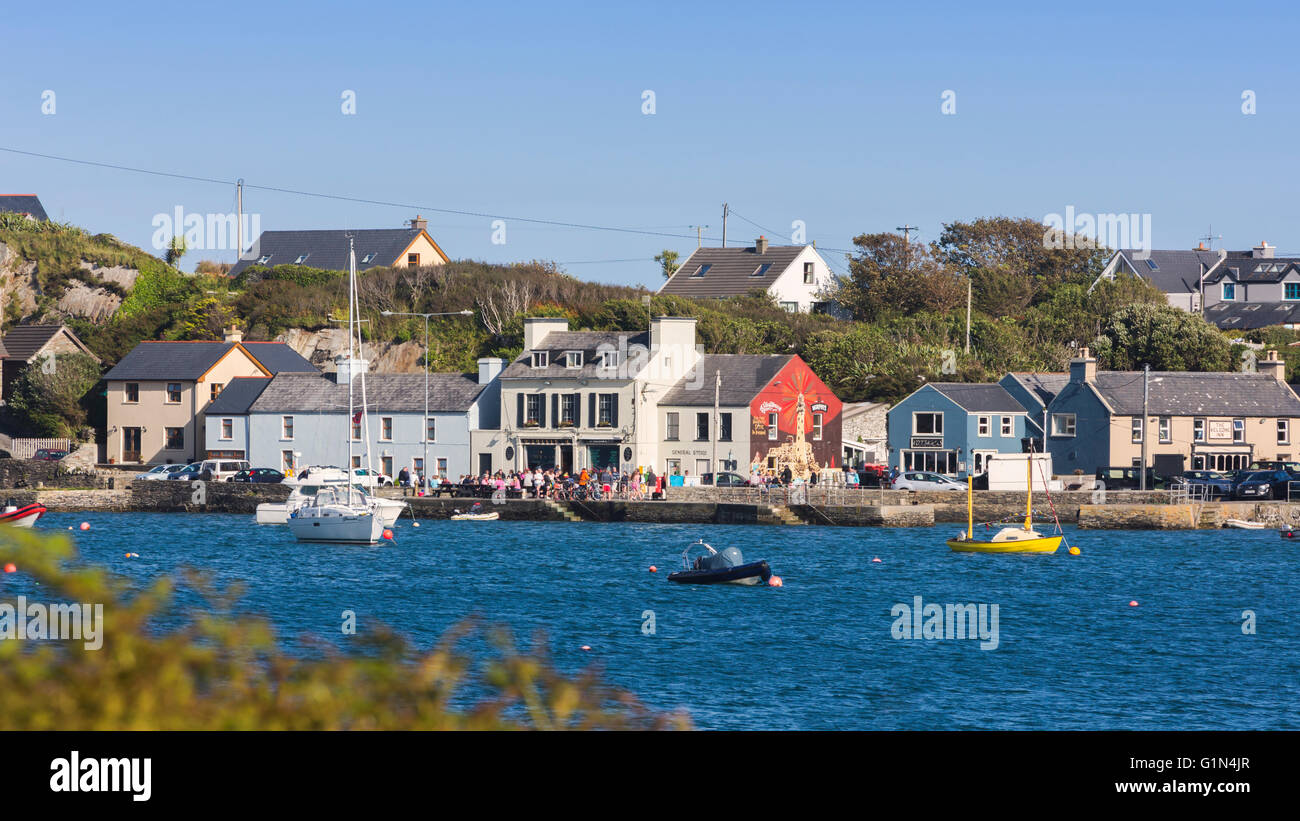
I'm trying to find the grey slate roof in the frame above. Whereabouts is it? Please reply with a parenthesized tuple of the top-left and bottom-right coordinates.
(0, 195, 48, 221)
(1088, 372, 1300, 417)
(249, 371, 484, 414)
(658, 354, 791, 406)
(1206, 255, 1300, 284)
(228, 228, 445, 277)
(501, 330, 652, 380)
(659, 244, 806, 300)
(206, 377, 272, 414)
(0, 324, 96, 362)
(1204, 302, 1300, 330)
(102, 341, 314, 380)
(1111, 249, 1224, 295)
(927, 383, 1026, 413)
(1004, 372, 1070, 408)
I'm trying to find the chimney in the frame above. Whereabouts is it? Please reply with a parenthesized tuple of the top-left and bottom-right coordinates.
(1069, 346, 1097, 384)
(1195, 242, 1207, 251)
(1252, 240, 1275, 259)
(477, 357, 506, 385)
(522, 316, 569, 350)
(755, 236, 768, 255)
(1259, 349, 1286, 383)
(223, 325, 243, 343)
(410, 214, 428, 231)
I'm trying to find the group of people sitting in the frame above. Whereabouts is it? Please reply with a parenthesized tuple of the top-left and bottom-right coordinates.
(394, 465, 664, 499)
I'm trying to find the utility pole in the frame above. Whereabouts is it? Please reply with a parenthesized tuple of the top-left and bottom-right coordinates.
(236, 179, 244, 262)
(897, 224, 917, 271)
(690, 225, 708, 248)
(965, 276, 972, 354)
(1140, 364, 1150, 491)
(721, 203, 729, 247)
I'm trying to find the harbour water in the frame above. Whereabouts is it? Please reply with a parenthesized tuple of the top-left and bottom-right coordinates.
(22, 512, 1300, 730)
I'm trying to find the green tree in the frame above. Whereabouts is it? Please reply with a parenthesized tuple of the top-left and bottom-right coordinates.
(164, 234, 187, 268)
(1092, 303, 1236, 371)
(838, 232, 962, 321)
(654, 249, 680, 279)
(5, 352, 103, 437)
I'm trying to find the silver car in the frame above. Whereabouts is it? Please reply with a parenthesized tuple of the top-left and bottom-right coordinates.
(891, 471, 966, 491)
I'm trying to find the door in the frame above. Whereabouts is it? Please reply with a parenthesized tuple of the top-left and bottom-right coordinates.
(123, 427, 141, 463)
(559, 444, 573, 474)
(478, 453, 492, 475)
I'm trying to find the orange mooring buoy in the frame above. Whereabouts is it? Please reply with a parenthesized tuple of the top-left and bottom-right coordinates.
(768, 575, 783, 587)
(648, 565, 657, 573)
(382, 529, 394, 540)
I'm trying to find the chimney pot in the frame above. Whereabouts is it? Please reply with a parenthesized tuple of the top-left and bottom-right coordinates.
(411, 214, 428, 231)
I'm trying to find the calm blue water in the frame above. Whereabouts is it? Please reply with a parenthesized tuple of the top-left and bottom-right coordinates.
(22, 512, 1300, 730)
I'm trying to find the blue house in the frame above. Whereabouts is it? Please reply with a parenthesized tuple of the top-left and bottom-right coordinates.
(998, 372, 1069, 445)
(886, 382, 1031, 477)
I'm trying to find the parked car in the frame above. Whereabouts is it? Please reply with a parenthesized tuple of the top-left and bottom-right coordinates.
(31, 448, 69, 461)
(351, 468, 394, 488)
(856, 464, 889, 488)
(1247, 460, 1300, 474)
(228, 468, 286, 484)
(700, 471, 748, 487)
(135, 464, 187, 481)
(197, 459, 251, 482)
(891, 471, 966, 492)
(1170, 470, 1235, 499)
(1232, 470, 1296, 500)
(1094, 466, 1161, 490)
(167, 462, 206, 480)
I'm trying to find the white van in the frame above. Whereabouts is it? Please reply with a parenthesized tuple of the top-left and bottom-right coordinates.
(199, 459, 251, 481)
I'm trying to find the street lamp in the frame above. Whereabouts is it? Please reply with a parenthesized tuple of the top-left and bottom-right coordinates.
(380, 308, 474, 490)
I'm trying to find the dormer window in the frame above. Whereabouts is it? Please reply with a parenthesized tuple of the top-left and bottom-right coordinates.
(531, 351, 549, 368)
(294, 254, 310, 264)
(691, 264, 711, 277)
(1222, 282, 1236, 301)
(751, 263, 772, 277)
(565, 351, 583, 368)
(600, 350, 620, 368)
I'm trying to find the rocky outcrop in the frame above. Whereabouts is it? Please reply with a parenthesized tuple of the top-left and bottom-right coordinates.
(274, 327, 425, 373)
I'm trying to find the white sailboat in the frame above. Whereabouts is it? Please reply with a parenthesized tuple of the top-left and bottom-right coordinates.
(288, 238, 385, 545)
(257, 468, 407, 526)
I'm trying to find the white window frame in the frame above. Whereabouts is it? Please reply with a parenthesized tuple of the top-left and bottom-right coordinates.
(767, 412, 779, 441)
(912, 412, 943, 436)
(1279, 419, 1290, 445)
(977, 416, 990, 436)
(531, 351, 549, 368)
(1050, 413, 1076, 438)
(1233, 418, 1245, 443)
(1131, 417, 1143, 443)
(1193, 418, 1205, 442)
(665, 412, 680, 441)
(1222, 282, 1236, 301)
(813, 412, 823, 441)
(1158, 416, 1172, 444)
(564, 351, 583, 368)
(426, 417, 436, 442)
(281, 415, 294, 440)
(220, 418, 233, 441)
(1000, 415, 1013, 437)
(380, 417, 394, 441)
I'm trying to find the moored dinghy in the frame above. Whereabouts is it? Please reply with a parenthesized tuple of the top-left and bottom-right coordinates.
(450, 502, 499, 521)
(0, 500, 46, 528)
(668, 539, 772, 585)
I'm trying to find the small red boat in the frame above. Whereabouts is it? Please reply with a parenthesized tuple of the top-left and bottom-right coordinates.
(0, 502, 46, 528)
(1281, 528, 1298, 539)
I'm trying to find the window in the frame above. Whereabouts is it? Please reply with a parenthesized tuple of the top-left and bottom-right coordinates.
(426, 417, 436, 442)
(1233, 419, 1245, 443)
(600, 350, 620, 369)
(210, 383, 223, 402)
(560, 394, 577, 425)
(767, 412, 779, 441)
(352, 419, 362, 440)
(382, 456, 393, 477)
(565, 351, 582, 368)
(165, 427, 184, 450)
(257, 254, 272, 265)
(978, 416, 990, 436)
(666, 412, 680, 441)
(1145, 259, 1159, 271)
(525, 394, 542, 425)
(751, 263, 772, 277)
(124, 383, 139, 403)
(294, 254, 309, 264)
(691, 264, 711, 277)
(1222, 282, 1236, 300)
(803, 262, 815, 284)
(166, 383, 182, 403)
(221, 419, 233, 440)
(695, 412, 709, 441)
(282, 416, 294, 439)
(361, 253, 377, 264)
(598, 394, 614, 426)
(1158, 416, 1172, 443)
(1287, 283, 1300, 301)
(407, 253, 420, 266)
(413, 458, 424, 476)
(1193, 418, 1205, 442)
(720, 413, 732, 442)
(284, 451, 295, 472)
(913, 412, 943, 435)
(381, 417, 393, 441)
(1050, 413, 1076, 437)
(1001, 416, 1013, 437)
(1279, 419, 1291, 444)
(1131, 417, 1143, 443)
(436, 457, 448, 477)
(779, 301, 798, 312)
(531, 351, 549, 368)
(813, 412, 824, 441)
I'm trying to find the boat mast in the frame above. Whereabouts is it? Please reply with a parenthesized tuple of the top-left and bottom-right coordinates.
(347, 237, 355, 479)
(351, 245, 375, 480)
(1024, 451, 1032, 531)
(967, 475, 973, 539)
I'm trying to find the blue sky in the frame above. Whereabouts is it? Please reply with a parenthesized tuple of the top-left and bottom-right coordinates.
(3, 0, 1298, 285)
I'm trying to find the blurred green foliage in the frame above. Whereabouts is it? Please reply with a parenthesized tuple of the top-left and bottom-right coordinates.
(0, 528, 688, 730)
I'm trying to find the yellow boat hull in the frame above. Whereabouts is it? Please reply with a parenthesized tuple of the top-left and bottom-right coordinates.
(947, 536, 1061, 554)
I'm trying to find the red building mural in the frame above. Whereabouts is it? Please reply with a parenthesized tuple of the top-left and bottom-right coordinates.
(748, 356, 843, 478)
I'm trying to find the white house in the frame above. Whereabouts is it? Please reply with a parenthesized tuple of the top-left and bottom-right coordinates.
(657, 237, 835, 312)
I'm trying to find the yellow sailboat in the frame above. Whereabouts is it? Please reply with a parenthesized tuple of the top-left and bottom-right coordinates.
(946, 456, 1062, 554)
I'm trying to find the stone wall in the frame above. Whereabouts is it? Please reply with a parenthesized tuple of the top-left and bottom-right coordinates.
(0, 459, 109, 489)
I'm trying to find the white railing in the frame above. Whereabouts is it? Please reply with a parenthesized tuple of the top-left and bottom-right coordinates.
(8, 438, 73, 460)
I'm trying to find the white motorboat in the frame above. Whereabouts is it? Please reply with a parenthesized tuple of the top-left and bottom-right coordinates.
(257, 475, 407, 526)
(287, 486, 384, 544)
(1223, 518, 1267, 530)
(450, 504, 500, 521)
